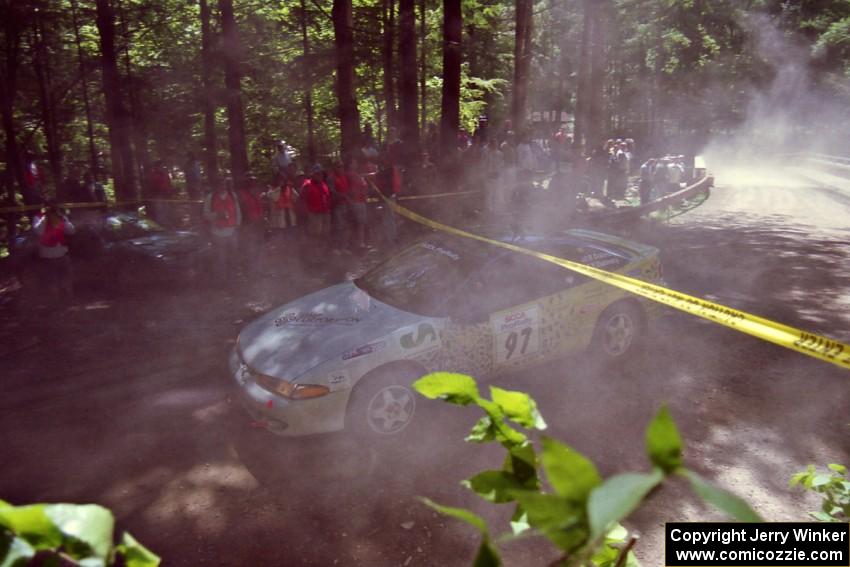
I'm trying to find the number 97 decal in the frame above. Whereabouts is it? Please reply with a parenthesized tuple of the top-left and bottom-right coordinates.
(491, 305, 540, 364)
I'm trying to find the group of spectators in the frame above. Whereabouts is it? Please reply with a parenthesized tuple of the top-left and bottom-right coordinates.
(195, 139, 403, 287)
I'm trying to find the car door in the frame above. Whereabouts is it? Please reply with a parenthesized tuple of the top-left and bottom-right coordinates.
(439, 251, 588, 376)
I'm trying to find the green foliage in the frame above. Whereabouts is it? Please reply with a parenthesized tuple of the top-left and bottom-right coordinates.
(0, 500, 158, 567)
(412, 372, 762, 567)
(791, 464, 850, 522)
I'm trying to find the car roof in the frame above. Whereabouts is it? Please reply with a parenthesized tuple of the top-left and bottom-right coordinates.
(417, 226, 640, 265)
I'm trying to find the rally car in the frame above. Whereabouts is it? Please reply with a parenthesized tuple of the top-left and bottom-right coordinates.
(230, 228, 664, 440)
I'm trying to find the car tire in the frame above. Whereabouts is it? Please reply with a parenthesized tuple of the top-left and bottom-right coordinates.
(591, 301, 645, 362)
(346, 365, 424, 444)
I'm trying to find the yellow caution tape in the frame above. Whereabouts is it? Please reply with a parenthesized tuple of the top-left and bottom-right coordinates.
(372, 182, 850, 371)
(366, 189, 481, 204)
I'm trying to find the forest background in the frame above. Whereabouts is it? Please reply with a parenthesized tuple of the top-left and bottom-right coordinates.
(3, 0, 850, 203)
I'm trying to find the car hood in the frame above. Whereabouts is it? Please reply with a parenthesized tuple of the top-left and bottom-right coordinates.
(114, 231, 204, 257)
(237, 282, 428, 381)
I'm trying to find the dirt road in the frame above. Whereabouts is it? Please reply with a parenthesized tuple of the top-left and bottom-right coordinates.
(2, 173, 848, 566)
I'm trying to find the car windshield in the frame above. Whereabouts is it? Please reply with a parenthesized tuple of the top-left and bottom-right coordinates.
(354, 239, 487, 316)
(102, 215, 165, 241)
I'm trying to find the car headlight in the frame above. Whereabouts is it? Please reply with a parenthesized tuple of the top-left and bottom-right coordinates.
(255, 374, 329, 400)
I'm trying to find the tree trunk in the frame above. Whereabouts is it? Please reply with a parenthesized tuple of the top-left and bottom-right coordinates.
(573, 0, 591, 149)
(332, 0, 361, 157)
(398, 0, 419, 164)
(118, 0, 150, 187)
(588, 0, 606, 150)
(32, 13, 63, 190)
(300, 0, 316, 164)
(0, 1, 26, 202)
(199, 0, 219, 187)
(382, 0, 397, 139)
(95, 0, 137, 201)
(440, 0, 461, 154)
(512, 0, 532, 134)
(218, 0, 249, 185)
(71, 0, 99, 178)
(419, 0, 426, 131)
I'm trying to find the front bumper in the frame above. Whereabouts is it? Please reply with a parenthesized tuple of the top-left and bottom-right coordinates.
(228, 348, 349, 437)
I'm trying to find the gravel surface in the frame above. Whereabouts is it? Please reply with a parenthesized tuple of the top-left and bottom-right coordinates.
(1, 174, 848, 566)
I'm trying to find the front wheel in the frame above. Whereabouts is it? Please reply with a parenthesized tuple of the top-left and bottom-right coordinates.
(591, 301, 645, 361)
(346, 367, 422, 442)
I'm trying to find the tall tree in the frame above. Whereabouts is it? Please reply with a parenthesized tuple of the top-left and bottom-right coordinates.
(332, 0, 360, 156)
(587, 0, 606, 149)
(0, 0, 26, 202)
(300, 0, 316, 164)
(32, 8, 63, 188)
(118, 0, 150, 185)
(199, 0, 218, 187)
(440, 0, 461, 154)
(512, 0, 532, 133)
(419, 0, 427, 130)
(95, 0, 136, 200)
(219, 0, 249, 184)
(382, 0, 397, 139)
(398, 0, 419, 163)
(70, 0, 98, 178)
(573, 0, 592, 149)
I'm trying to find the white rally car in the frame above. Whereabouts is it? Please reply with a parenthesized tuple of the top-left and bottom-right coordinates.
(230, 228, 663, 439)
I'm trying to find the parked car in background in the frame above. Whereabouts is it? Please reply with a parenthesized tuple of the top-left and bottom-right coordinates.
(11, 210, 212, 293)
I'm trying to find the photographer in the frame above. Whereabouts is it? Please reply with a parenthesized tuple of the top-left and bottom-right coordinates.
(32, 202, 76, 305)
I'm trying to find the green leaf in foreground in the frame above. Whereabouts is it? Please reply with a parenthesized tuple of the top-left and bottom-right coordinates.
(0, 533, 36, 567)
(464, 471, 527, 503)
(46, 504, 115, 560)
(420, 498, 488, 534)
(645, 405, 683, 473)
(0, 502, 62, 550)
(413, 373, 480, 405)
(472, 539, 501, 567)
(489, 386, 546, 430)
(684, 470, 763, 522)
(510, 490, 585, 551)
(588, 469, 664, 539)
(116, 532, 161, 567)
(541, 438, 601, 503)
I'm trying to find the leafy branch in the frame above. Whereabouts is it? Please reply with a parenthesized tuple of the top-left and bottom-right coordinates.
(413, 372, 762, 567)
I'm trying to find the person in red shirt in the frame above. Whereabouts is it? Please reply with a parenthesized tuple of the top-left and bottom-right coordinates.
(268, 173, 298, 231)
(302, 164, 331, 237)
(238, 175, 266, 277)
(32, 202, 76, 305)
(148, 160, 175, 226)
(203, 179, 242, 287)
(328, 161, 352, 251)
(347, 156, 369, 249)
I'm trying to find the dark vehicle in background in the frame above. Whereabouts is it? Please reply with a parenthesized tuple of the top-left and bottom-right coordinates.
(11, 211, 212, 292)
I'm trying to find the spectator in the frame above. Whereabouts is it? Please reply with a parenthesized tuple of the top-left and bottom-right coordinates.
(148, 160, 175, 226)
(83, 171, 106, 204)
(347, 157, 369, 249)
(302, 164, 331, 237)
(274, 141, 295, 176)
(22, 152, 44, 206)
(32, 202, 76, 305)
(639, 158, 657, 205)
(203, 179, 242, 288)
(268, 174, 298, 232)
(328, 161, 352, 252)
(238, 176, 266, 277)
(184, 152, 202, 199)
(606, 142, 629, 201)
(62, 169, 94, 203)
(481, 138, 503, 213)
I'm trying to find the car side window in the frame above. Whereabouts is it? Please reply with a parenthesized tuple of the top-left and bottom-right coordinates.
(450, 253, 585, 322)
